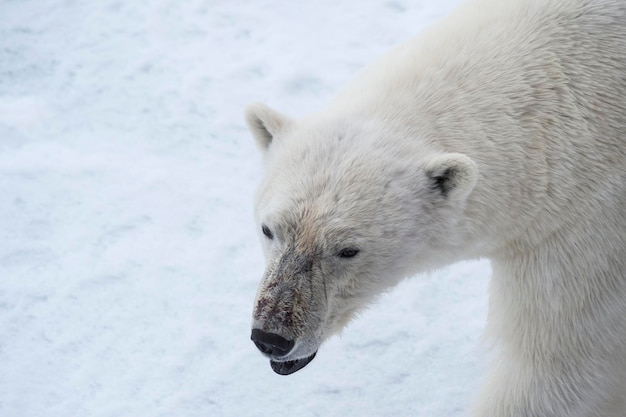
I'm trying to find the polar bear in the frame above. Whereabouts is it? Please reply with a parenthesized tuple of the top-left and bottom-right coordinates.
(246, 0, 626, 415)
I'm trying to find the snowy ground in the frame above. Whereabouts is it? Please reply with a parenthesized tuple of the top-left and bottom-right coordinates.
(0, 1, 492, 416)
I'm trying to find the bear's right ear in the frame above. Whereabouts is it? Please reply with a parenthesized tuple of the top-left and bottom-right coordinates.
(245, 103, 293, 150)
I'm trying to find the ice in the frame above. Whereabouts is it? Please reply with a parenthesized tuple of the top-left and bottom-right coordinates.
(0, 1, 491, 416)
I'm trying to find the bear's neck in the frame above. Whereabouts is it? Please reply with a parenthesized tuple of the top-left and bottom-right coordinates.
(486, 215, 626, 367)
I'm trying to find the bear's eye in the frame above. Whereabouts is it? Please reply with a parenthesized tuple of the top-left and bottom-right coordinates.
(261, 224, 273, 240)
(337, 248, 359, 258)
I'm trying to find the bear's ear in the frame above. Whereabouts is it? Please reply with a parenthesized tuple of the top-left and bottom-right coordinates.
(245, 102, 293, 150)
(424, 153, 478, 202)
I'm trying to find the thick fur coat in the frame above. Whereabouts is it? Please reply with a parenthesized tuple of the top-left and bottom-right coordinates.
(246, 0, 626, 415)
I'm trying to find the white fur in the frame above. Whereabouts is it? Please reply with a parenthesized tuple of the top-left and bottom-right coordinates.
(247, 0, 626, 415)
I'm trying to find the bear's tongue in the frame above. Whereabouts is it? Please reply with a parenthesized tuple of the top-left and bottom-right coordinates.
(270, 352, 317, 375)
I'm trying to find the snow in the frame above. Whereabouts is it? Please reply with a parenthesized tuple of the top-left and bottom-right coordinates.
(0, 1, 491, 416)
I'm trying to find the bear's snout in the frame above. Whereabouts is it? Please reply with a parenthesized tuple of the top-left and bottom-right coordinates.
(253, 249, 320, 333)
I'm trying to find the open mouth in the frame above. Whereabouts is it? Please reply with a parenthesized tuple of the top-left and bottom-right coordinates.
(269, 351, 317, 375)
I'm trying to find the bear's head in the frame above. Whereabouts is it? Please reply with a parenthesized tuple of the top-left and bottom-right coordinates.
(246, 103, 478, 375)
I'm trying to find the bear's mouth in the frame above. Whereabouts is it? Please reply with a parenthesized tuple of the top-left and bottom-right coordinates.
(270, 351, 317, 375)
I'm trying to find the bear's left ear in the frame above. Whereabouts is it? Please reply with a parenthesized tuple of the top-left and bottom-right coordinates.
(424, 153, 478, 202)
(245, 102, 293, 151)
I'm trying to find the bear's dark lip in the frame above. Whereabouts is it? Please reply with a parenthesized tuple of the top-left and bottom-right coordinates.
(269, 351, 317, 375)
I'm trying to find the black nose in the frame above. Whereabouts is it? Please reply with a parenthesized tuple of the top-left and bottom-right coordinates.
(251, 329, 295, 357)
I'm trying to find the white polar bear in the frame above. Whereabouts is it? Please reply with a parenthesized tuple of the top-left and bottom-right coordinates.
(246, 0, 626, 415)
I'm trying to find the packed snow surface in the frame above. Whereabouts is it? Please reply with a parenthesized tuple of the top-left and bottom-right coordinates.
(0, 0, 491, 416)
